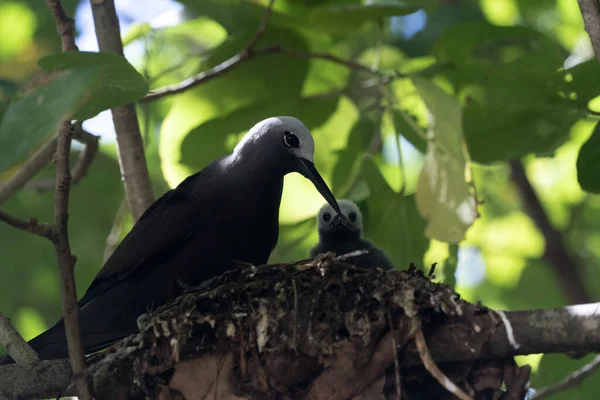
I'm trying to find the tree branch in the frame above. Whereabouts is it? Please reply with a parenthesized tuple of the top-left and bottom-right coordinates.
(46, 1, 93, 398)
(3, 301, 600, 399)
(578, 0, 600, 65)
(0, 312, 39, 366)
(0, 210, 52, 237)
(142, 0, 385, 103)
(90, 0, 154, 220)
(509, 160, 592, 304)
(0, 126, 100, 204)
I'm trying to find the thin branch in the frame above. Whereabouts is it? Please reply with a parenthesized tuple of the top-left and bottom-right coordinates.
(47, 1, 93, 398)
(509, 160, 592, 304)
(0, 136, 58, 205)
(242, 0, 275, 55)
(0, 210, 52, 237)
(51, 120, 92, 399)
(91, 0, 154, 220)
(0, 312, 39, 366)
(578, 0, 600, 65)
(532, 354, 600, 399)
(46, 0, 78, 51)
(0, 127, 100, 204)
(413, 319, 473, 400)
(143, 0, 277, 103)
(71, 124, 99, 185)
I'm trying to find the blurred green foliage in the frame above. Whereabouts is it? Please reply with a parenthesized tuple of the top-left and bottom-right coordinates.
(0, 0, 599, 397)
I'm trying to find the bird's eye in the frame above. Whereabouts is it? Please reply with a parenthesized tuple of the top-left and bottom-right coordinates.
(283, 131, 300, 148)
(322, 212, 331, 222)
(348, 212, 357, 223)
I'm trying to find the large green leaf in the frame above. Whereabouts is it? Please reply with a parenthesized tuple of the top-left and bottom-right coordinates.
(310, 1, 429, 33)
(433, 22, 566, 71)
(362, 157, 428, 269)
(0, 69, 100, 172)
(431, 22, 586, 162)
(38, 51, 148, 119)
(413, 77, 477, 244)
(577, 120, 600, 193)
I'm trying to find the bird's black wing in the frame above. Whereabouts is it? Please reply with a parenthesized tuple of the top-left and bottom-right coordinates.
(78, 169, 212, 307)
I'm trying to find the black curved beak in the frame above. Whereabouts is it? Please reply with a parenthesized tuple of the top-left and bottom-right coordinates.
(331, 214, 350, 229)
(296, 158, 341, 215)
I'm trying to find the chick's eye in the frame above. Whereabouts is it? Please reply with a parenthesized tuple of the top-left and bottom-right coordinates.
(283, 131, 300, 148)
(348, 212, 357, 222)
(322, 212, 331, 222)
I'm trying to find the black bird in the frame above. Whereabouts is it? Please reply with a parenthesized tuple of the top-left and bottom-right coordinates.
(310, 199, 395, 270)
(3, 116, 340, 362)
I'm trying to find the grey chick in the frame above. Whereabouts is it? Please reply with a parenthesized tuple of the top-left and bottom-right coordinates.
(310, 199, 395, 270)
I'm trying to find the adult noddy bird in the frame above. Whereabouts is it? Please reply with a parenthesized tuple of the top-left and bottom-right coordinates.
(310, 199, 395, 270)
(2, 116, 340, 362)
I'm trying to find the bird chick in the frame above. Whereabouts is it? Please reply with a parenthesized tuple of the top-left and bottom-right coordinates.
(310, 199, 395, 270)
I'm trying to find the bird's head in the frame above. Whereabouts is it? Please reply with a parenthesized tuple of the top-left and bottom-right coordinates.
(234, 116, 341, 214)
(317, 199, 362, 241)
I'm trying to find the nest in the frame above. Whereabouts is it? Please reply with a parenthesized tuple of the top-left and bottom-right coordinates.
(87, 253, 530, 400)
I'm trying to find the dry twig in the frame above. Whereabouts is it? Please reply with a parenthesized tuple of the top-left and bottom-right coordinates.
(413, 318, 473, 400)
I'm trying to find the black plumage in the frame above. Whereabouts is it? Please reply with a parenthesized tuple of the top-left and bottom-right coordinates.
(310, 199, 395, 270)
(3, 116, 340, 362)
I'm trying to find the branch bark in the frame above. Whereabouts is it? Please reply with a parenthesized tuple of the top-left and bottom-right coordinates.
(3, 300, 600, 399)
(578, 0, 600, 64)
(90, 0, 154, 220)
(509, 160, 592, 304)
(0, 312, 39, 366)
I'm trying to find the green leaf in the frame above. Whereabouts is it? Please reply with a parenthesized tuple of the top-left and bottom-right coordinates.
(38, 51, 148, 119)
(432, 22, 585, 162)
(310, 1, 425, 33)
(390, 107, 426, 153)
(412, 77, 477, 244)
(0, 69, 100, 172)
(362, 157, 428, 269)
(331, 117, 375, 195)
(433, 22, 565, 71)
(577, 121, 600, 193)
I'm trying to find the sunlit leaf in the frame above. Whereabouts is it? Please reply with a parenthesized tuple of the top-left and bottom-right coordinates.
(0, 69, 99, 172)
(38, 51, 148, 119)
(362, 157, 428, 269)
(413, 77, 477, 244)
(577, 120, 600, 193)
(331, 116, 375, 195)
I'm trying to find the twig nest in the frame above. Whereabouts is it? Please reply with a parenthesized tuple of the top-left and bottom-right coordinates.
(87, 255, 529, 400)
